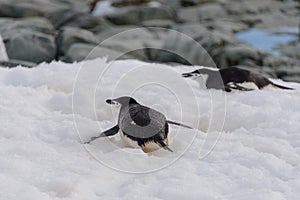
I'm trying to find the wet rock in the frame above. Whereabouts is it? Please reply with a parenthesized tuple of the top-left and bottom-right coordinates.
(105, 6, 177, 25)
(0, 0, 88, 18)
(45, 8, 111, 32)
(178, 3, 226, 22)
(0, 17, 56, 63)
(142, 19, 174, 28)
(96, 26, 157, 60)
(180, 0, 212, 7)
(64, 43, 134, 62)
(262, 54, 298, 68)
(204, 20, 248, 34)
(223, 45, 261, 67)
(3, 29, 56, 63)
(56, 27, 99, 57)
(0, 17, 55, 35)
(0, 59, 36, 68)
(278, 41, 300, 60)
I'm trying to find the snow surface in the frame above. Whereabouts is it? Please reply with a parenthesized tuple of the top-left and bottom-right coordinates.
(0, 58, 300, 199)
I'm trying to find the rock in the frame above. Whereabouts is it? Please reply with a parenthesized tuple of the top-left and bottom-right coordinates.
(281, 75, 300, 83)
(197, 3, 227, 20)
(96, 27, 157, 60)
(48, 10, 111, 32)
(278, 41, 300, 61)
(204, 20, 248, 34)
(180, 0, 212, 7)
(0, 17, 55, 35)
(178, 3, 227, 23)
(142, 19, 174, 28)
(222, 45, 261, 67)
(223, 1, 258, 15)
(276, 66, 300, 78)
(262, 55, 298, 68)
(0, 17, 56, 63)
(105, 6, 177, 25)
(0, 34, 8, 61)
(148, 28, 219, 66)
(0, 0, 88, 18)
(0, 59, 36, 68)
(96, 25, 139, 42)
(239, 15, 263, 27)
(111, 0, 152, 7)
(3, 29, 56, 63)
(64, 43, 134, 62)
(56, 27, 99, 57)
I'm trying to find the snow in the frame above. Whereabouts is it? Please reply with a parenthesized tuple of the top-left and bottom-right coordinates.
(0, 58, 300, 199)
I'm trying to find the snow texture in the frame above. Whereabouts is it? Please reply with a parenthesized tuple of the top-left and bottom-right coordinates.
(0, 58, 299, 200)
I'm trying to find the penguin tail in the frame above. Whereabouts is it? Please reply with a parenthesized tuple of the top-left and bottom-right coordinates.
(167, 120, 193, 129)
(158, 141, 173, 152)
(272, 83, 294, 90)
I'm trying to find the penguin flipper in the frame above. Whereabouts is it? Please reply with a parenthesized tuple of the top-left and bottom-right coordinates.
(227, 83, 254, 91)
(167, 120, 193, 129)
(84, 125, 119, 144)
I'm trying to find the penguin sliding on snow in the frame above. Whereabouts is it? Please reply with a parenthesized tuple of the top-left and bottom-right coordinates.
(85, 96, 193, 153)
(182, 67, 294, 92)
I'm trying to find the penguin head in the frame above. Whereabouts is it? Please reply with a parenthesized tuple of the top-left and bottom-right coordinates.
(182, 69, 214, 85)
(106, 96, 138, 107)
(182, 68, 214, 78)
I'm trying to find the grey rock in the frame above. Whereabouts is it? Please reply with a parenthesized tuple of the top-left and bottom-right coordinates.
(178, 3, 227, 23)
(0, 0, 88, 18)
(96, 25, 139, 41)
(0, 59, 36, 68)
(180, 0, 212, 7)
(0, 17, 55, 35)
(142, 19, 174, 28)
(197, 3, 227, 20)
(105, 6, 177, 25)
(278, 41, 300, 60)
(222, 45, 261, 67)
(262, 55, 298, 68)
(64, 43, 134, 62)
(204, 20, 248, 34)
(56, 27, 99, 57)
(149, 28, 219, 66)
(281, 75, 300, 83)
(0, 17, 56, 63)
(276, 66, 300, 75)
(48, 10, 111, 31)
(3, 29, 56, 63)
(96, 27, 157, 60)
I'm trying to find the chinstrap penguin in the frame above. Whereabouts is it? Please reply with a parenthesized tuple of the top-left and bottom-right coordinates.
(182, 67, 294, 92)
(85, 96, 192, 153)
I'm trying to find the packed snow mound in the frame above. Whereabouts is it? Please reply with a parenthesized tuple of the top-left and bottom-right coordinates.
(0, 58, 299, 200)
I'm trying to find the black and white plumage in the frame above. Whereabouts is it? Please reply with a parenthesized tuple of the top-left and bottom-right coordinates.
(182, 67, 294, 92)
(85, 96, 192, 153)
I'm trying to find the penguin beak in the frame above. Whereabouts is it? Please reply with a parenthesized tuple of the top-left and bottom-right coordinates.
(182, 72, 193, 78)
(106, 99, 120, 107)
(182, 72, 201, 79)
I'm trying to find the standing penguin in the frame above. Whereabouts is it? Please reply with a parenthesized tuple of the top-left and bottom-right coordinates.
(182, 67, 294, 92)
(85, 96, 192, 153)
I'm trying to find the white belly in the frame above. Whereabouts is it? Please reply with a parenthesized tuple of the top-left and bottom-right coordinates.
(228, 81, 259, 91)
(120, 131, 168, 153)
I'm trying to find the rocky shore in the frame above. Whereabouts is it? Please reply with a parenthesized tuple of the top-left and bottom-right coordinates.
(0, 0, 299, 81)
